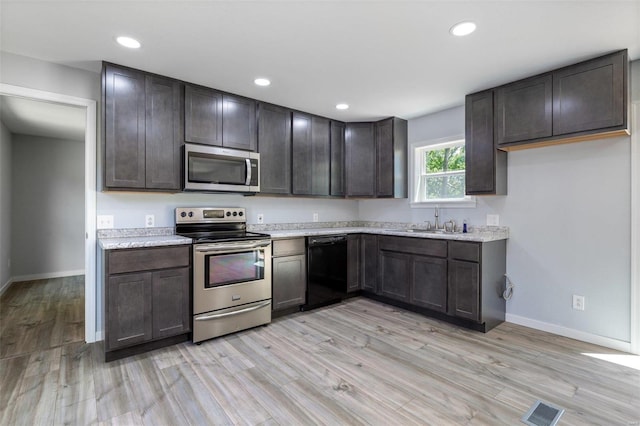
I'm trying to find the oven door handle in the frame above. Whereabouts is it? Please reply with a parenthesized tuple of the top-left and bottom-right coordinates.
(195, 240, 271, 253)
(194, 300, 271, 321)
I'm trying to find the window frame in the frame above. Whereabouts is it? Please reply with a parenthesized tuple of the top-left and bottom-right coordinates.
(409, 135, 476, 208)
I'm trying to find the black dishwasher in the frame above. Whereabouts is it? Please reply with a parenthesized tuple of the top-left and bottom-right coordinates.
(301, 235, 348, 311)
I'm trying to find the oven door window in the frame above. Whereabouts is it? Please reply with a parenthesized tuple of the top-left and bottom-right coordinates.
(205, 250, 264, 288)
(188, 152, 247, 185)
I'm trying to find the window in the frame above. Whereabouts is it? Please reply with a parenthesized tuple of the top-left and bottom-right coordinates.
(411, 138, 475, 207)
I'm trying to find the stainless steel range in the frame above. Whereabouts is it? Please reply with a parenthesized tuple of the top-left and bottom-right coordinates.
(175, 207, 272, 343)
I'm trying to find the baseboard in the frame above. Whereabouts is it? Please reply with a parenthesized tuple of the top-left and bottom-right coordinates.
(506, 313, 632, 353)
(10, 269, 85, 284)
(0, 277, 13, 296)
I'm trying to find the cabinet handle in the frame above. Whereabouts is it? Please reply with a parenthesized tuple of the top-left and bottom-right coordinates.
(194, 300, 271, 321)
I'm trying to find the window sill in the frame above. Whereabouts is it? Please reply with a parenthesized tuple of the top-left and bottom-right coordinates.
(410, 198, 477, 209)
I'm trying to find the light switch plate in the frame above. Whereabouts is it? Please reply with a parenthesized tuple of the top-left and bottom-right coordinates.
(486, 214, 500, 226)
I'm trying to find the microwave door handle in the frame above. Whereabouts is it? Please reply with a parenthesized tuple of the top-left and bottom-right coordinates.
(245, 158, 252, 186)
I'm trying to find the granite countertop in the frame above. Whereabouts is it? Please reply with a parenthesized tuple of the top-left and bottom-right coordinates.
(266, 226, 508, 242)
(98, 223, 508, 249)
(98, 228, 192, 250)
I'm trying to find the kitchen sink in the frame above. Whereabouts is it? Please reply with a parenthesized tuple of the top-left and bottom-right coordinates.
(388, 228, 446, 234)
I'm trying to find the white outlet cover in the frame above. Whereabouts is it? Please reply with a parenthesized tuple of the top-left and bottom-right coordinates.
(257, 213, 264, 224)
(145, 215, 155, 228)
(486, 214, 500, 226)
(97, 215, 114, 229)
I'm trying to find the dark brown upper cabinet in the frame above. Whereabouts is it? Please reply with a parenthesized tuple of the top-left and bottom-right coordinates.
(345, 122, 376, 197)
(292, 112, 330, 196)
(184, 85, 257, 152)
(376, 117, 407, 198)
(495, 74, 553, 145)
(330, 120, 346, 197)
(465, 90, 507, 196)
(496, 49, 628, 150)
(184, 85, 223, 146)
(103, 63, 182, 191)
(258, 103, 292, 195)
(345, 118, 407, 198)
(553, 51, 626, 136)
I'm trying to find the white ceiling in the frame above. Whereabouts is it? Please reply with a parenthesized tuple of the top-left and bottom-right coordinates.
(0, 96, 86, 141)
(1, 1, 639, 123)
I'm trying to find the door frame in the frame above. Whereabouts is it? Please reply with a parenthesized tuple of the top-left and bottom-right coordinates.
(0, 83, 97, 343)
(631, 101, 639, 355)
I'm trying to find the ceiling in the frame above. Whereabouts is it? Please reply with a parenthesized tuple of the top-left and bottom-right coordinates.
(1, 1, 639, 123)
(0, 96, 86, 141)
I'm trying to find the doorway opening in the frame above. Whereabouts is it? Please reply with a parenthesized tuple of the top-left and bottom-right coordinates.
(0, 83, 97, 344)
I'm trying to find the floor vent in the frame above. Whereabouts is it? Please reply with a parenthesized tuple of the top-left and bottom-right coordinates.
(521, 400, 565, 426)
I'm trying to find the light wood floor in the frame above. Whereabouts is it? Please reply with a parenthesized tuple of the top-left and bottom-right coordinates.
(1, 294, 639, 425)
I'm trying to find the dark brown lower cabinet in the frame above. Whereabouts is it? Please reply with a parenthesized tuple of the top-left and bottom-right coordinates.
(104, 245, 191, 361)
(371, 236, 505, 332)
(347, 234, 378, 293)
(272, 238, 306, 313)
(447, 259, 480, 320)
(411, 256, 447, 313)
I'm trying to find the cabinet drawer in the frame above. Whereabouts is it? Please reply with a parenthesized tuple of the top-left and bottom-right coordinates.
(272, 238, 306, 257)
(109, 245, 190, 274)
(448, 241, 480, 262)
(378, 236, 447, 258)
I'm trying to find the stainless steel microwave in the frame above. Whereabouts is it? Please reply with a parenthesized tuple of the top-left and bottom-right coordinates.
(183, 143, 260, 193)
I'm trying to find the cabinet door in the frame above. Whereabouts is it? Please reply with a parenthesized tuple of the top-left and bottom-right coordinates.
(107, 272, 153, 350)
(223, 94, 257, 151)
(553, 50, 626, 136)
(379, 250, 410, 302)
(151, 267, 191, 339)
(376, 118, 394, 197)
(495, 74, 552, 145)
(258, 103, 292, 194)
(145, 75, 182, 190)
(104, 64, 146, 188)
(292, 113, 330, 195)
(272, 254, 306, 310)
(361, 234, 378, 293)
(411, 256, 447, 312)
(345, 122, 376, 197)
(347, 234, 361, 292)
(465, 90, 506, 195)
(330, 121, 345, 197)
(448, 259, 480, 321)
(184, 85, 223, 146)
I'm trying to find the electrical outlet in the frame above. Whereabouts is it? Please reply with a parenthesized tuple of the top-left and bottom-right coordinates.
(145, 214, 155, 228)
(97, 215, 114, 229)
(486, 214, 500, 226)
(572, 295, 585, 311)
(313, 213, 319, 222)
(257, 213, 264, 224)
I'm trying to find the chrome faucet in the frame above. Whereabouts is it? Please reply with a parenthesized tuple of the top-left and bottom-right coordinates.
(434, 206, 440, 230)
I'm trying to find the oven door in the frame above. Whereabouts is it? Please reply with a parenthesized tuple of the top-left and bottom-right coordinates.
(184, 143, 260, 192)
(193, 240, 272, 315)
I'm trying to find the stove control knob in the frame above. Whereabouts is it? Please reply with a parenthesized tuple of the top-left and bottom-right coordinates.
(180, 212, 186, 218)
(238, 211, 244, 216)
(226, 212, 231, 217)
(188, 212, 194, 218)
(232, 211, 238, 216)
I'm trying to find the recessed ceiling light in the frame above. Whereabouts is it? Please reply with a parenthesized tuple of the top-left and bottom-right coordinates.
(336, 103, 349, 110)
(116, 36, 141, 49)
(450, 21, 477, 37)
(254, 78, 271, 87)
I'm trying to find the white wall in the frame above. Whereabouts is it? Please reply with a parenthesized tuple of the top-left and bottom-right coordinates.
(11, 134, 85, 278)
(97, 192, 359, 228)
(0, 121, 13, 291)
